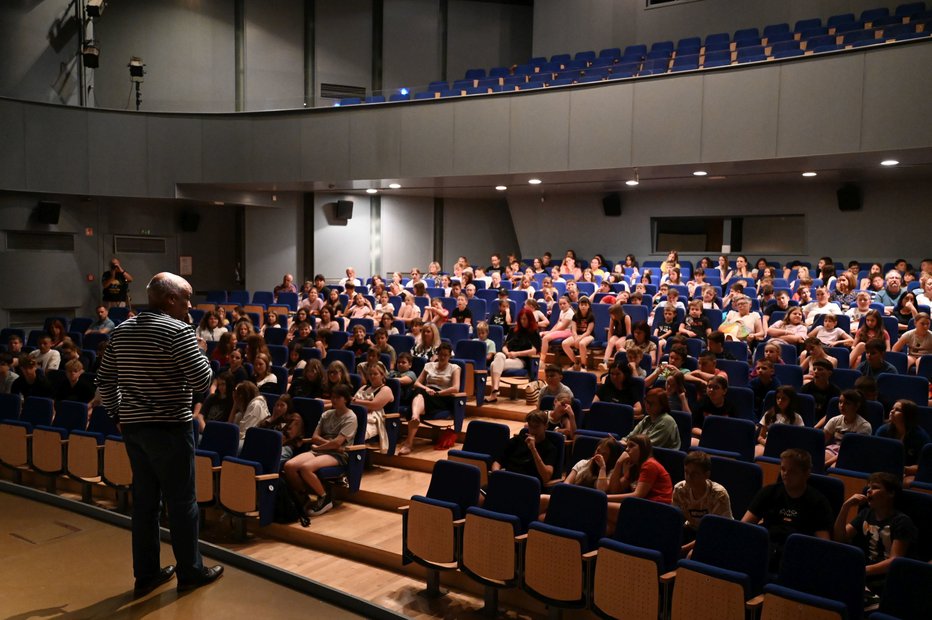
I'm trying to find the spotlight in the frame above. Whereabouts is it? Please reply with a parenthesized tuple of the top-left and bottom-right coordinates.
(86, 0, 105, 18)
(128, 57, 145, 82)
(802, 172, 817, 177)
(693, 170, 708, 177)
(880, 159, 899, 166)
(495, 185, 507, 191)
(625, 180, 639, 186)
(388, 183, 401, 189)
(366, 188, 378, 194)
(528, 178, 542, 185)
(82, 40, 100, 69)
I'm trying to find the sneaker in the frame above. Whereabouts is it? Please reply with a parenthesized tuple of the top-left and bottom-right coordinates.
(307, 494, 333, 517)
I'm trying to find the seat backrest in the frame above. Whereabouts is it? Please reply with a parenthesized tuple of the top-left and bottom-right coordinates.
(0, 393, 22, 421)
(482, 470, 541, 533)
(612, 496, 683, 572)
(710, 456, 762, 518)
(562, 370, 598, 409)
(324, 349, 356, 371)
(877, 557, 932, 618)
(238, 427, 282, 474)
(653, 447, 685, 483)
(726, 386, 757, 422)
(22, 396, 54, 427)
(693, 515, 770, 596)
(199, 421, 240, 459)
(779, 534, 865, 619)
(426, 459, 481, 517)
(454, 339, 488, 370)
(461, 420, 510, 462)
(835, 433, 905, 475)
(898, 489, 932, 562)
(762, 423, 826, 471)
(878, 373, 930, 404)
(699, 415, 757, 461)
(54, 400, 90, 432)
(583, 402, 634, 437)
(439, 322, 470, 348)
(87, 405, 119, 436)
(292, 397, 324, 437)
(544, 483, 608, 551)
(716, 359, 750, 387)
(670, 410, 692, 453)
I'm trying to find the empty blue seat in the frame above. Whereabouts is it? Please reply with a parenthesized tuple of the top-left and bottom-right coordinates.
(861, 7, 890, 23)
(704, 32, 731, 50)
(671, 54, 700, 71)
(737, 45, 767, 62)
(834, 19, 866, 33)
(763, 23, 791, 38)
(795, 18, 823, 32)
(438, 89, 462, 98)
(388, 92, 411, 102)
(770, 40, 802, 55)
(703, 49, 732, 68)
(695, 416, 758, 461)
(827, 13, 857, 29)
(623, 44, 647, 58)
(363, 94, 383, 105)
(897, 2, 927, 18)
(598, 47, 621, 59)
(413, 91, 436, 100)
(574, 50, 596, 64)
(734, 27, 761, 42)
(337, 97, 361, 106)
(464, 68, 485, 80)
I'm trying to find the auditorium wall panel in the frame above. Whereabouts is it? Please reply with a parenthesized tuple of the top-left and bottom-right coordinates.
(447, 0, 533, 85)
(244, 0, 305, 111)
(380, 195, 435, 274)
(383, 0, 442, 94)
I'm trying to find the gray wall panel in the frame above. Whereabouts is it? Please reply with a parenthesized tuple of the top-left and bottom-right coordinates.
(443, 198, 520, 268)
(0, 100, 26, 191)
(568, 85, 634, 170)
(201, 117, 252, 182)
(383, 0, 441, 94)
(244, 0, 305, 111)
(147, 115, 203, 197)
(701, 66, 779, 163)
(509, 92, 571, 173)
(452, 97, 511, 175)
(632, 75, 703, 166)
(380, 195, 434, 273)
(300, 113, 351, 182)
(860, 44, 932, 152)
(313, 193, 372, 278)
(24, 105, 88, 195)
(448, 1, 532, 84)
(315, 0, 373, 106)
(349, 108, 402, 181)
(250, 117, 302, 182)
(88, 111, 148, 196)
(244, 194, 301, 292)
(777, 55, 864, 157)
(400, 103, 455, 178)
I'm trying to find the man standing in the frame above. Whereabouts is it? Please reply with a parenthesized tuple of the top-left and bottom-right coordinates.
(97, 272, 221, 596)
(102, 258, 133, 308)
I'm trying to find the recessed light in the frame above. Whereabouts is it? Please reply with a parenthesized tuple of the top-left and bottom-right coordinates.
(625, 180, 639, 186)
(388, 183, 401, 189)
(495, 185, 507, 191)
(693, 170, 708, 177)
(802, 172, 817, 177)
(528, 178, 542, 185)
(880, 159, 899, 166)
(366, 188, 378, 194)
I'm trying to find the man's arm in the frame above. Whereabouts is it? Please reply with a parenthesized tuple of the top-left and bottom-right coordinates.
(96, 340, 121, 419)
(171, 328, 213, 393)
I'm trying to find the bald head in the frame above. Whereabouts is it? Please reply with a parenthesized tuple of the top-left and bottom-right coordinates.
(148, 272, 193, 320)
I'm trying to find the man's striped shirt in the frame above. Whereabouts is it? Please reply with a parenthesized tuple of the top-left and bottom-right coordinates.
(96, 311, 212, 424)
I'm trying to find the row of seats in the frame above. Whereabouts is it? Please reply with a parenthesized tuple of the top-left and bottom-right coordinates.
(335, 3, 932, 106)
(403, 459, 932, 618)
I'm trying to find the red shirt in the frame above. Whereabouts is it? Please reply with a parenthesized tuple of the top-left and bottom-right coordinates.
(638, 457, 673, 504)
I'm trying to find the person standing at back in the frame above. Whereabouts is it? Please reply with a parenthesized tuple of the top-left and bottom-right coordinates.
(96, 272, 222, 596)
(102, 257, 133, 308)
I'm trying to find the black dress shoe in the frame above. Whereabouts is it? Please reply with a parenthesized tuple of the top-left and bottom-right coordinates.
(134, 565, 176, 597)
(177, 565, 224, 592)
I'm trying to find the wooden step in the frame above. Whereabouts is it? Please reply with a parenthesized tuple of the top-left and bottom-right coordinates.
(334, 465, 433, 510)
(247, 503, 551, 618)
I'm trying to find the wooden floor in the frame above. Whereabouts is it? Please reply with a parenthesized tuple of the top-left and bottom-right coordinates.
(1, 396, 606, 619)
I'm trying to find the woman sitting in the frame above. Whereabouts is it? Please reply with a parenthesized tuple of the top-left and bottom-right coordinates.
(411, 322, 440, 361)
(230, 381, 270, 447)
(322, 361, 353, 399)
(543, 392, 577, 438)
(194, 371, 234, 432)
(593, 360, 643, 417)
(628, 388, 681, 449)
(538, 295, 575, 376)
(849, 309, 889, 367)
(352, 363, 394, 454)
(258, 394, 304, 462)
(600, 303, 632, 369)
(561, 295, 595, 371)
(719, 295, 765, 347)
(755, 385, 804, 457)
(607, 434, 673, 504)
(400, 342, 461, 455)
(250, 352, 278, 390)
(487, 308, 541, 403)
(197, 311, 227, 342)
(288, 358, 325, 399)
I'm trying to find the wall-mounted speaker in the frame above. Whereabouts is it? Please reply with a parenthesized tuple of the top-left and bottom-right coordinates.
(602, 193, 622, 217)
(336, 200, 354, 220)
(179, 211, 201, 232)
(837, 183, 862, 212)
(36, 201, 61, 225)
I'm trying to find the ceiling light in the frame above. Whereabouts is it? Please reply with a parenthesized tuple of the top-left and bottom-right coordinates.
(625, 180, 639, 186)
(880, 159, 899, 166)
(693, 170, 708, 177)
(802, 172, 817, 177)
(366, 188, 378, 194)
(495, 185, 507, 191)
(528, 178, 542, 185)
(388, 183, 401, 189)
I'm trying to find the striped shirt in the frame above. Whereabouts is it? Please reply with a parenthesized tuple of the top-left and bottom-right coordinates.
(96, 311, 212, 425)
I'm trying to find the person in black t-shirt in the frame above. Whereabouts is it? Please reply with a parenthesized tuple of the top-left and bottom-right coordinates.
(804, 359, 842, 427)
(679, 300, 712, 344)
(449, 294, 473, 327)
(593, 360, 642, 417)
(101, 257, 133, 307)
(492, 410, 559, 483)
(691, 375, 736, 443)
(743, 448, 833, 571)
(10, 356, 53, 399)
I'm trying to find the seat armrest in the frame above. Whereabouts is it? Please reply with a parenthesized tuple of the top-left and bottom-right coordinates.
(255, 473, 279, 481)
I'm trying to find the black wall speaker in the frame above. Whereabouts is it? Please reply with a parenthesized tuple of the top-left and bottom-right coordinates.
(837, 183, 862, 212)
(336, 200, 354, 220)
(36, 201, 61, 225)
(602, 193, 622, 217)
(180, 211, 201, 232)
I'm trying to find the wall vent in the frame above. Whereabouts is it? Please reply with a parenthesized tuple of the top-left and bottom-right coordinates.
(5, 231, 75, 252)
(113, 236, 167, 254)
(320, 83, 367, 100)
